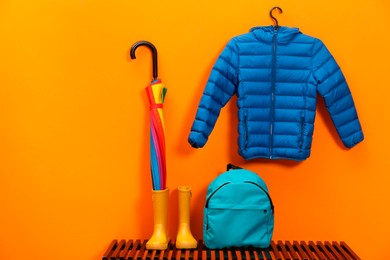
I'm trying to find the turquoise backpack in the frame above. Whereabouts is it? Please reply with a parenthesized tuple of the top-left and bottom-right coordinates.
(203, 164, 274, 249)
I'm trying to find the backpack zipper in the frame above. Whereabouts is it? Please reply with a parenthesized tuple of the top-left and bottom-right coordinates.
(205, 181, 274, 213)
(244, 181, 274, 213)
(205, 182, 231, 208)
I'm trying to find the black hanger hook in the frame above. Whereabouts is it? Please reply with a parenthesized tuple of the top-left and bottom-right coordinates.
(130, 41, 158, 81)
(269, 6, 283, 30)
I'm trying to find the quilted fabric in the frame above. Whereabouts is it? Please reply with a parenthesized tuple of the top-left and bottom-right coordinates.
(188, 26, 364, 161)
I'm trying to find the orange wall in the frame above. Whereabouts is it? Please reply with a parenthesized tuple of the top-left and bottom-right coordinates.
(0, 0, 389, 259)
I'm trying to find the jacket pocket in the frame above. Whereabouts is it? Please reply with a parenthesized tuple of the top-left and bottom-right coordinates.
(299, 112, 304, 151)
(244, 111, 248, 149)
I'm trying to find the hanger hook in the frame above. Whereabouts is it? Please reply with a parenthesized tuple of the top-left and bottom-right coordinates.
(269, 6, 283, 30)
(130, 40, 158, 81)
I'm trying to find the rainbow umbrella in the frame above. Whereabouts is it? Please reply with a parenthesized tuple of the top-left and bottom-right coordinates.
(145, 80, 167, 190)
(130, 41, 167, 190)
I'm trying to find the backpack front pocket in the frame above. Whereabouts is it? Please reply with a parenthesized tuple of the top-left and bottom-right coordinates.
(204, 205, 273, 249)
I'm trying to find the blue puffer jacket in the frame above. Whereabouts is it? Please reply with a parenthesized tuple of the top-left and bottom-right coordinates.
(188, 26, 364, 161)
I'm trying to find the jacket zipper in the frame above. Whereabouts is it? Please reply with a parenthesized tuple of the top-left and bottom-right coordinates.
(270, 31, 278, 159)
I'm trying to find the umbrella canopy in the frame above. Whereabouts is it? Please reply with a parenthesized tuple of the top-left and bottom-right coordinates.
(130, 41, 167, 191)
(145, 80, 167, 190)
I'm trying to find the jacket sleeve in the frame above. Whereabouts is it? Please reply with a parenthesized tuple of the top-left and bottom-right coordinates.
(312, 39, 364, 148)
(188, 39, 239, 148)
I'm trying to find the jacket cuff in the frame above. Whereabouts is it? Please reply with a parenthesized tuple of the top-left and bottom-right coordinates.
(188, 132, 207, 148)
(343, 130, 364, 148)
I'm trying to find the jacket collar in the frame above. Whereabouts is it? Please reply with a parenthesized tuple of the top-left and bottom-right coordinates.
(251, 26, 301, 43)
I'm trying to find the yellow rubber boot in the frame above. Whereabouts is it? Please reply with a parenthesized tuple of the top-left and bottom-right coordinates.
(146, 188, 169, 250)
(176, 186, 197, 249)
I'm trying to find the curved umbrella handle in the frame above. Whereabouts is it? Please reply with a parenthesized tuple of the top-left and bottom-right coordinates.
(130, 41, 158, 81)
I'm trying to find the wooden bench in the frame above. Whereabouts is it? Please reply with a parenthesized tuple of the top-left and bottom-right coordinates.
(102, 239, 360, 260)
